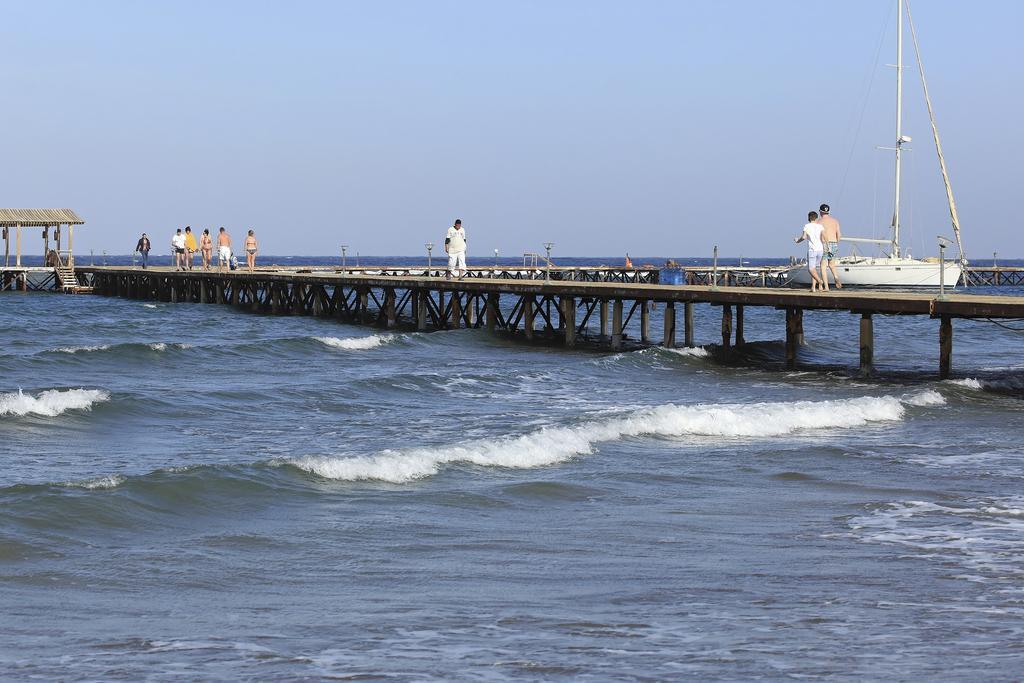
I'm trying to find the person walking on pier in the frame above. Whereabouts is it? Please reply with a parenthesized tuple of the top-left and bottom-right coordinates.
(244, 230, 258, 272)
(817, 203, 843, 289)
(184, 226, 197, 270)
(795, 211, 827, 292)
(199, 229, 213, 270)
(135, 233, 151, 269)
(171, 228, 187, 271)
(445, 219, 467, 279)
(217, 227, 232, 271)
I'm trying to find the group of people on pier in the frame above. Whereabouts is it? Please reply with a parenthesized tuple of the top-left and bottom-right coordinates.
(134, 228, 259, 272)
(795, 203, 843, 292)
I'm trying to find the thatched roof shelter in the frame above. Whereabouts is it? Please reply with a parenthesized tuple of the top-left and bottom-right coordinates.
(2, 208, 85, 268)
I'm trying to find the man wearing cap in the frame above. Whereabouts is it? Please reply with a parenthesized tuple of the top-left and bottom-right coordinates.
(445, 219, 468, 279)
(817, 203, 842, 288)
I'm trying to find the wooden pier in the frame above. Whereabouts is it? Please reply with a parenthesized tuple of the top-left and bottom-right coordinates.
(682, 265, 1024, 288)
(76, 265, 1024, 379)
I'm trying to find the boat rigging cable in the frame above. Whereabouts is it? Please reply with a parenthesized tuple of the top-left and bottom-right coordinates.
(835, 4, 892, 206)
(905, 0, 966, 265)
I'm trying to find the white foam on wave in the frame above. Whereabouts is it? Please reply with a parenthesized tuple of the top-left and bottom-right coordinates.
(848, 497, 1024, 580)
(314, 335, 395, 351)
(902, 389, 945, 407)
(947, 378, 984, 390)
(946, 376, 1024, 394)
(63, 474, 126, 489)
(143, 304, 158, 309)
(54, 344, 111, 354)
(0, 388, 111, 417)
(667, 346, 710, 358)
(147, 342, 193, 351)
(286, 391, 941, 484)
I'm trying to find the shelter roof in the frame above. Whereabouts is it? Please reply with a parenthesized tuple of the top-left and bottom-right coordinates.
(0, 209, 84, 226)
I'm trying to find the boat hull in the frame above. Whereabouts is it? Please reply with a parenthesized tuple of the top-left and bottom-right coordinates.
(783, 258, 962, 287)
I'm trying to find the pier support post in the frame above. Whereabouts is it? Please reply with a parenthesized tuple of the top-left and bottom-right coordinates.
(785, 308, 799, 369)
(796, 308, 805, 346)
(939, 315, 953, 379)
(663, 302, 676, 347)
(859, 313, 874, 377)
(721, 304, 732, 352)
(416, 292, 428, 331)
(684, 302, 694, 347)
(524, 297, 535, 340)
(611, 299, 623, 350)
(735, 305, 745, 346)
(270, 284, 281, 315)
(358, 288, 369, 323)
(640, 301, 650, 343)
(451, 293, 462, 329)
(486, 293, 498, 331)
(465, 294, 476, 327)
(561, 296, 576, 347)
(599, 299, 609, 339)
(384, 288, 397, 328)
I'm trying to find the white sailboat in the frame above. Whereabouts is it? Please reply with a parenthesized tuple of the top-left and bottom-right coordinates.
(785, 0, 966, 288)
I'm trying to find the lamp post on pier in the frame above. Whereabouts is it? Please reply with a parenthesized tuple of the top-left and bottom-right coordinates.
(543, 242, 554, 281)
(341, 245, 348, 271)
(426, 242, 434, 273)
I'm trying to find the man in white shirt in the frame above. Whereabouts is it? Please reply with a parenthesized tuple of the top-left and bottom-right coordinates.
(794, 211, 827, 292)
(171, 228, 187, 271)
(445, 219, 468, 278)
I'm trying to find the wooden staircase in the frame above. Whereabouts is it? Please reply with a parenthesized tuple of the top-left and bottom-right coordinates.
(54, 260, 92, 294)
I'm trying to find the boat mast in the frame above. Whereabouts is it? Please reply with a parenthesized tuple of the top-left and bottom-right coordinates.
(891, 0, 904, 258)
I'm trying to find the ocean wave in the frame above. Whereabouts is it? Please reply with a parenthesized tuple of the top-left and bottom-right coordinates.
(285, 391, 943, 484)
(847, 497, 1024, 580)
(63, 474, 127, 489)
(314, 334, 397, 350)
(46, 342, 192, 356)
(0, 388, 111, 417)
(54, 344, 112, 354)
(666, 346, 710, 358)
(945, 376, 1024, 396)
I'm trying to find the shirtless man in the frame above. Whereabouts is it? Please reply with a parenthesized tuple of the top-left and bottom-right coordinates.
(217, 227, 232, 271)
(817, 203, 842, 289)
(244, 229, 258, 272)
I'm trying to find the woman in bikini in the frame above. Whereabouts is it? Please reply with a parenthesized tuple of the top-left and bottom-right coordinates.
(244, 230, 258, 272)
(199, 229, 214, 270)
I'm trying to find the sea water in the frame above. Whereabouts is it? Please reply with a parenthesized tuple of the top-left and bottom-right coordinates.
(2, 257, 1023, 680)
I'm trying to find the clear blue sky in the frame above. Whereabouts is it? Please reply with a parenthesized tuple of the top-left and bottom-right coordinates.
(2, 1, 1021, 258)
